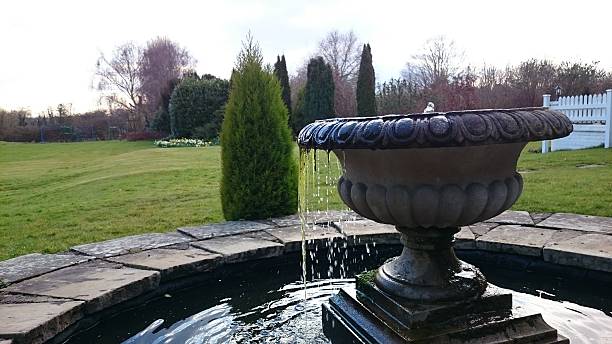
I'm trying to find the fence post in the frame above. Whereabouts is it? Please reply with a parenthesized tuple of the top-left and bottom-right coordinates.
(542, 94, 551, 154)
(606, 89, 612, 148)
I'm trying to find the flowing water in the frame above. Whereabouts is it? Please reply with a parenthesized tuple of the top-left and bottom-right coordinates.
(64, 149, 612, 343)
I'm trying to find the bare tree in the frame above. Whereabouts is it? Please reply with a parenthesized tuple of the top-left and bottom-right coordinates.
(402, 36, 464, 90)
(139, 37, 195, 115)
(332, 78, 357, 117)
(289, 61, 308, 113)
(510, 59, 556, 107)
(475, 64, 510, 108)
(317, 30, 362, 116)
(94, 42, 144, 130)
(318, 30, 361, 81)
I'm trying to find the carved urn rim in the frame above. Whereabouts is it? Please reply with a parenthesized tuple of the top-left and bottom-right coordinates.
(297, 107, 573, 150)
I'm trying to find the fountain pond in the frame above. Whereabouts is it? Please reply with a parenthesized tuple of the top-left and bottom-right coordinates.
(63, 246, 612, 344)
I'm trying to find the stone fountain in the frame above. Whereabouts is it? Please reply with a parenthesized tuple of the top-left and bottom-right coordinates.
(298, 108, 573, 343)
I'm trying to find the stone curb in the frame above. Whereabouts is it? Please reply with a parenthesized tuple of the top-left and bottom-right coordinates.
(1, 210, 611, 344)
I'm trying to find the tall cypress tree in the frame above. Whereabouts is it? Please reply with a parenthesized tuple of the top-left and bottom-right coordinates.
(356, 44, 377, 116)
(274, 55, 292, 115)
(296, 56, 334, 132)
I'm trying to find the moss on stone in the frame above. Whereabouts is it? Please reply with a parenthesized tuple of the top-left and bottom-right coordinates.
(355, 270, 377, 290)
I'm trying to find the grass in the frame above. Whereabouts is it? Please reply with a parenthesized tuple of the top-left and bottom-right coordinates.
(514, 142, 612, 216)
(0, 141, 223, 261)
(0, 140, 610, 261)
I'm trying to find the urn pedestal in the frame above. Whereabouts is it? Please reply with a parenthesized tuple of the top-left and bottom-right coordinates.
(298, 108, 573, 343)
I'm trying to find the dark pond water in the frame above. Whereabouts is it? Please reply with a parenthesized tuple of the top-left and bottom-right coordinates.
(64, 246, 612, 344)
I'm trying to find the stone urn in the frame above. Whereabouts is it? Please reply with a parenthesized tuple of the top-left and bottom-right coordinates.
(298, 108, 573, 343)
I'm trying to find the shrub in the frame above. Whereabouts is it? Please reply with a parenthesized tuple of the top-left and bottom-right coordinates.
(151, 106, 171, 134)
(1, 126, 39, 142)
(220, 36, 298, 220)
(192, 107, 225, 141)
(169, 76, 229, 139)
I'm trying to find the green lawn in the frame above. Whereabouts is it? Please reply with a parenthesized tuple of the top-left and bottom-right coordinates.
(0, 140, 610, 261)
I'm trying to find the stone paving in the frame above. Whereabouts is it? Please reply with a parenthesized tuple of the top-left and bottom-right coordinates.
(106, 247, 222, 282)
(543, 233, 612, 273)
(476, 225, 583, 256)
(0, 294, 83, 344)
(4, 261, 160, 314)
(0, 253, 93, 285)
(191, 234, 284, 264)
(265, 225, 343, 253)
(538, 213, 612, 234)
(485, 210, 534, 225)
(71, 232, 192, 258)
(334, 220, 400, 245)
(0, 210, 611, 344)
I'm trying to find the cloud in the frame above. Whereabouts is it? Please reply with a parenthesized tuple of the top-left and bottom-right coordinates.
(1, 0, 610, 114)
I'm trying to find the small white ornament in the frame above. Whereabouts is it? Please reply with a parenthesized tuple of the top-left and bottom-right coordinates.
(424, 102, 435, 113)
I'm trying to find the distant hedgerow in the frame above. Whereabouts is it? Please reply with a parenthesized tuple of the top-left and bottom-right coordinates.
(220, 35, 298, 220)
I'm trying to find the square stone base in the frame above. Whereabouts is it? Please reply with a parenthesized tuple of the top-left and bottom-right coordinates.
(322, 281, 568, 343)
(356, 277, 512, 329)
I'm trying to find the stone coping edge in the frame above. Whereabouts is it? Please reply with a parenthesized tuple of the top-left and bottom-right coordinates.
(0, 210, 611, 344)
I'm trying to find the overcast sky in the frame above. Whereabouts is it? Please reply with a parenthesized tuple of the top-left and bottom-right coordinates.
(2, 0, 611, 115)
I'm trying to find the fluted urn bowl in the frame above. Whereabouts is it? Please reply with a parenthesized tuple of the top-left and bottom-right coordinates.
(298, 108, 572, 302)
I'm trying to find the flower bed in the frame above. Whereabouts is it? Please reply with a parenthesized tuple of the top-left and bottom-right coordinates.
(154, 138, 212, 148)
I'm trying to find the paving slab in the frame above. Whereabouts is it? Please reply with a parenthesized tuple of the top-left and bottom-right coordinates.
(0, 253, 93, 286)
(71, 232, 192, 258)
(485, 210, 534, 225)
(454, 227, 476, 250)
(4, 261, 160, 314)
(334, 220, 400, 245)
(465, 222, 498, 237)
(312, 210, 362, 225)
(107, 248, 222, 281)
(178, 221, 273, 240)
(537, 213, 612, 234)
(529, 212, 552, 224)
(265, 225, 343, 252)
(0, 294, 84, 344)
(476, 225, 583, 257)
(543, 233, 612, 273)
(266, 214, 303, 227)
(268, 210, 361, 227)
(192, 235, 284, 263)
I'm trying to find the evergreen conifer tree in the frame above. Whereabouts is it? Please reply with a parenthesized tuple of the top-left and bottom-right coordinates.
(356, 44, 377, 116)
(294, 56, 334, 131)
(273, 55, 292, 115)
(220, 35, 297, 220)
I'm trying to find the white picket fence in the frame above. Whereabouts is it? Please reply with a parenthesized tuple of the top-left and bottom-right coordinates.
(542, 89, 612, 153)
